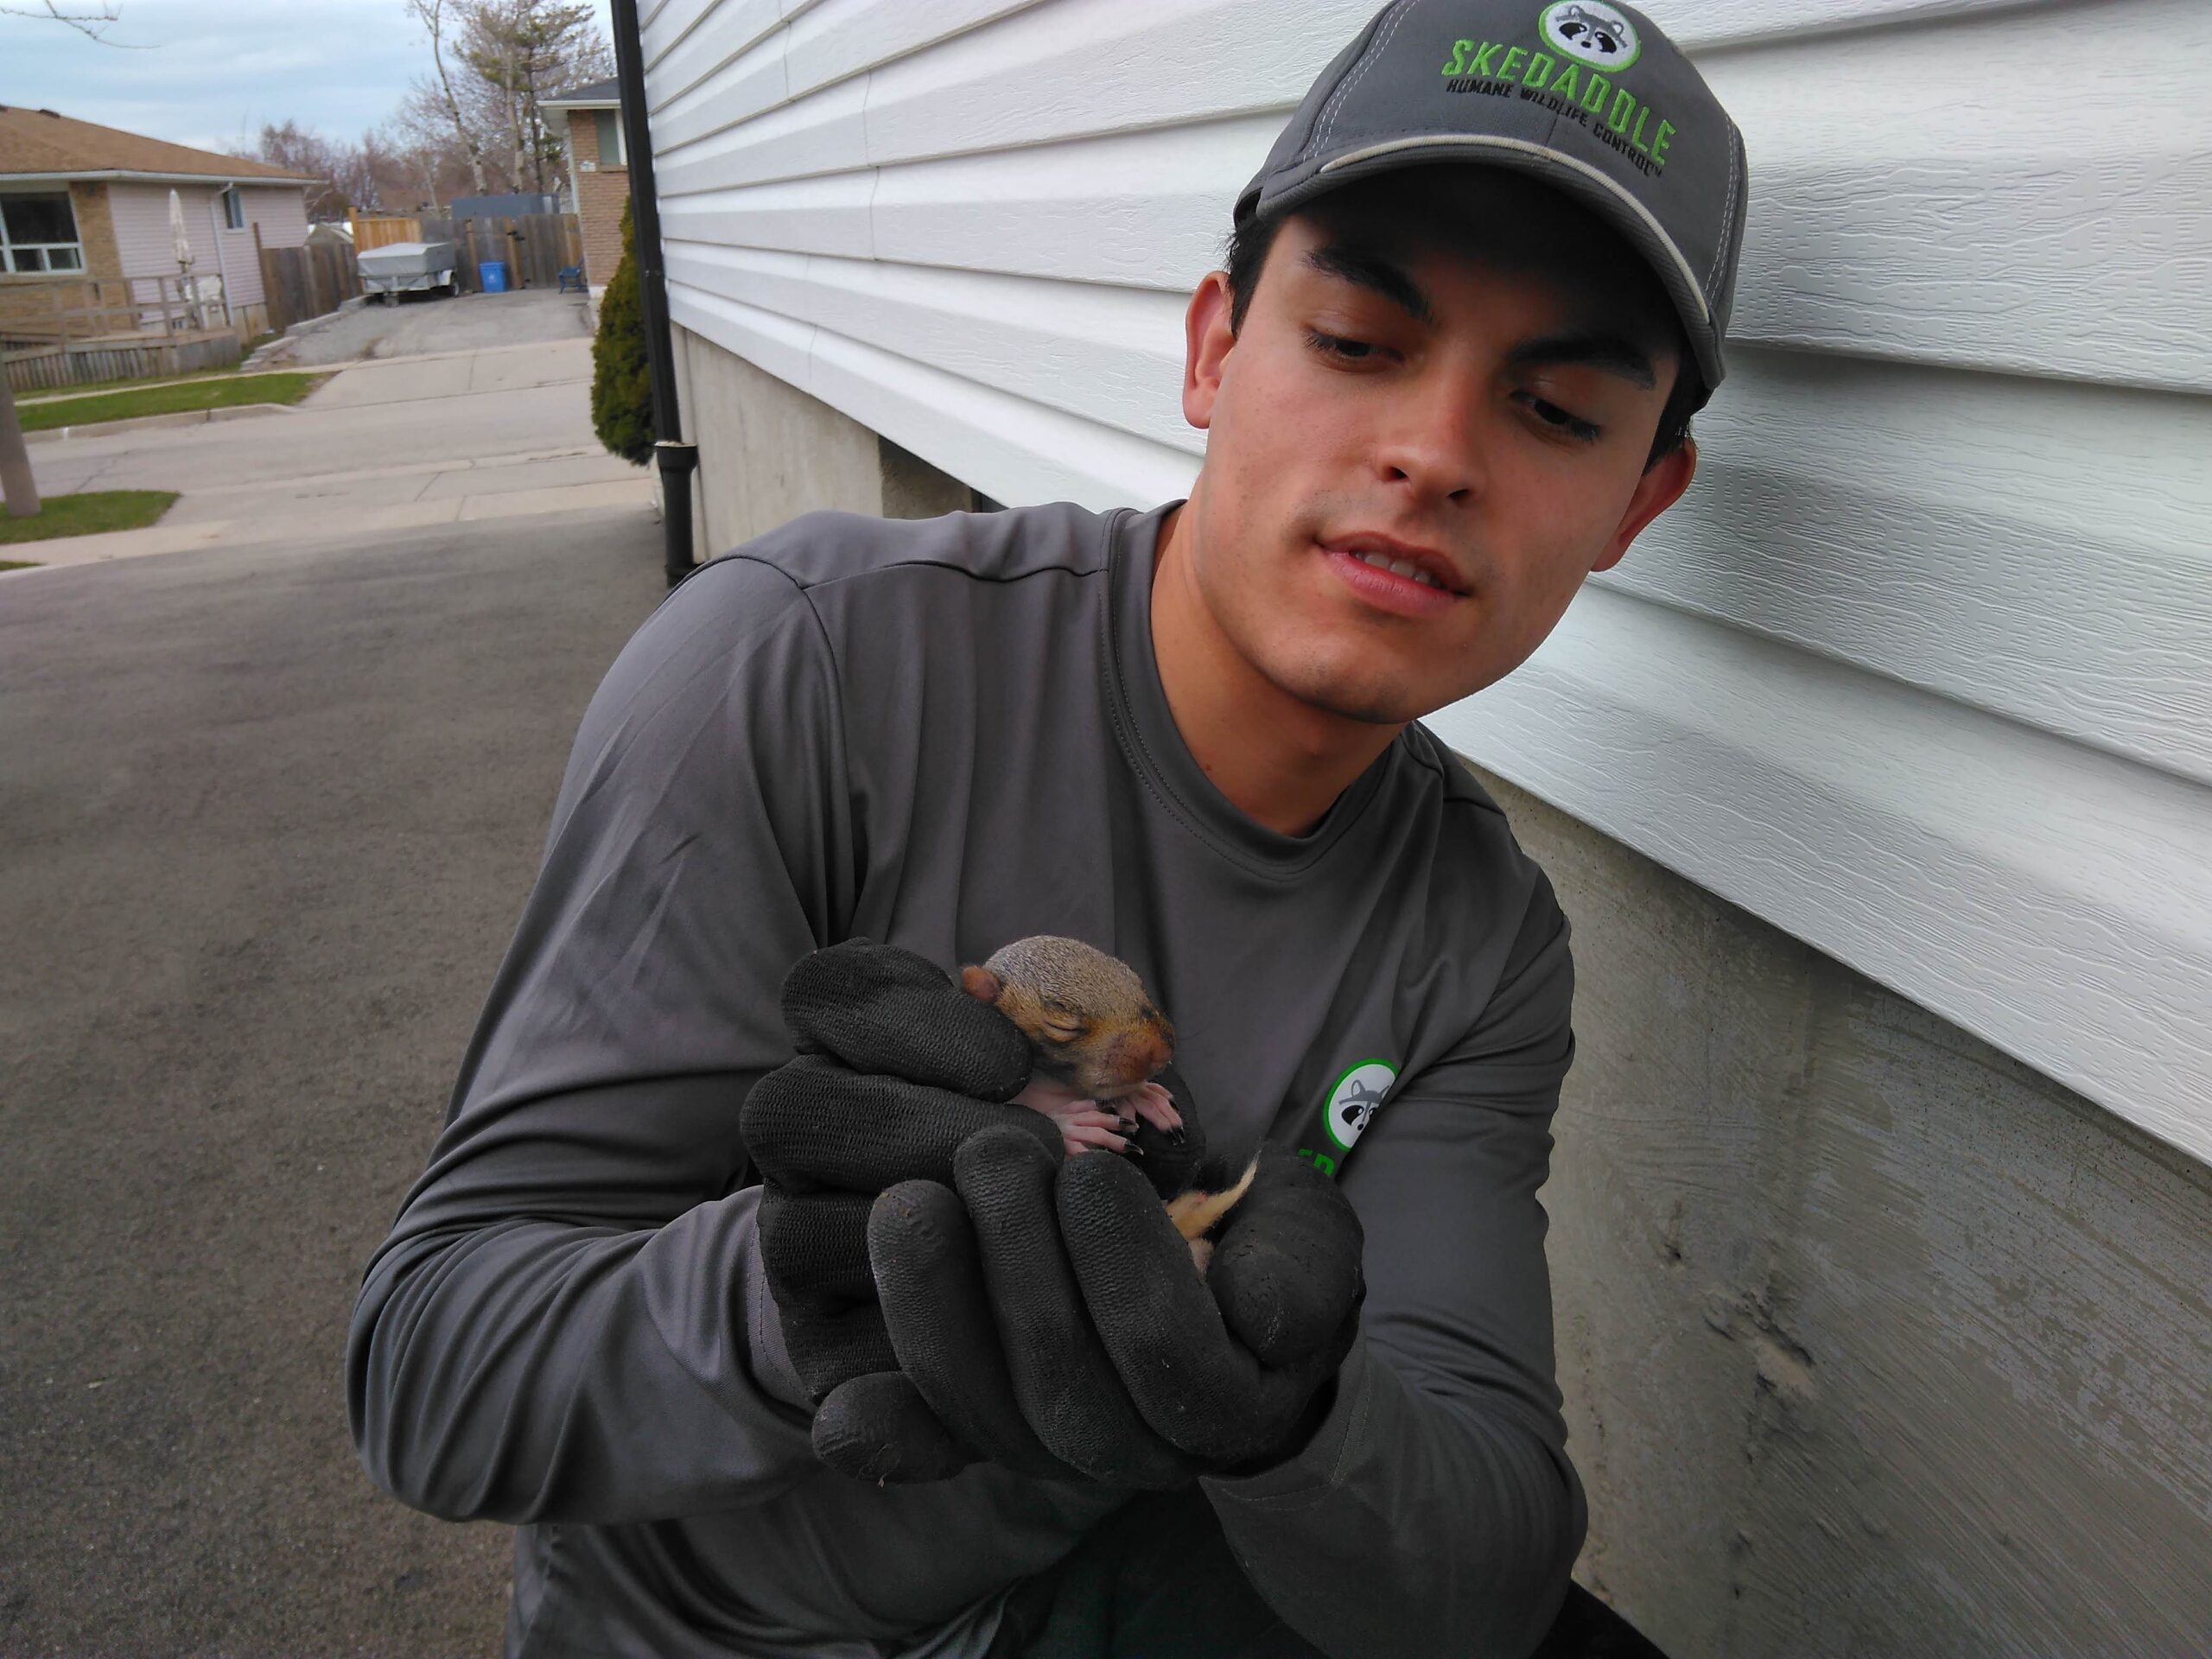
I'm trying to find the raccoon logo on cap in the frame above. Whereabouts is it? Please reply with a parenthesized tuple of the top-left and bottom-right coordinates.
(1539, 1, 1643, 71)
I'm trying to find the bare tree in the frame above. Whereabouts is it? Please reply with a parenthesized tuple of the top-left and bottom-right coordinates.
(0, 0, 129, 44)
(360, 127, 466, 217)
(404, 0, 489, 196)
(458, 0, 611, 197)
(226, 120, 378, 219)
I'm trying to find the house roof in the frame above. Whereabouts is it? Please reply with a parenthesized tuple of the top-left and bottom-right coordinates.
(540, 78, 620, 111)
(0, 105, 316, 185)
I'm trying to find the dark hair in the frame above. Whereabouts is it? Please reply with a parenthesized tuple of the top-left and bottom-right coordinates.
(1223, 206, 1700, 472)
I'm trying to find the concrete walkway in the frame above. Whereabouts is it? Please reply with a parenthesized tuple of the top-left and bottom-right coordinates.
(10, 336, 652, 575)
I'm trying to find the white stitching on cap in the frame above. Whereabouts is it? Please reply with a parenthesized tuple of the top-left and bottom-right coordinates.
(1317, 133, 1712, 327)
(1315, 0, 1416, 155)
(1707, 121, 1740, 292)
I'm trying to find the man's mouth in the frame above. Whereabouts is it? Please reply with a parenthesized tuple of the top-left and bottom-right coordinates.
(1322, 535, 1466, 595)
(1309, 532, 1468, 619)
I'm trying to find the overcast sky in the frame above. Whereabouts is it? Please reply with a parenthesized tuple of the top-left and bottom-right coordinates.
(3, 0, 619, 156)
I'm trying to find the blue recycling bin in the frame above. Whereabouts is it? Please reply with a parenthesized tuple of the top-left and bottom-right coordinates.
(480, 260, 509, 294)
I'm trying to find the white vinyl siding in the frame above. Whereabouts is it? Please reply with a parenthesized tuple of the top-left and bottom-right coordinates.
(639, 0, 2212, 1158)
(106, 181, 311, 312)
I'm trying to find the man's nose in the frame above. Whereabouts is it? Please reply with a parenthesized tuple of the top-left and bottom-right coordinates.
(1370, 364, 1490, 506)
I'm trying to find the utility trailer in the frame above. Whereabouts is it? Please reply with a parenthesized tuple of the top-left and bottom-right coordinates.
(358, 241, 458, 304)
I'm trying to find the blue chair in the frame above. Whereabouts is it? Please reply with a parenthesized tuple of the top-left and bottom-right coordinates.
(556, 264, 586, 294)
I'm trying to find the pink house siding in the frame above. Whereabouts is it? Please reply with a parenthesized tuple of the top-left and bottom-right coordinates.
(106, 181, 310, 313)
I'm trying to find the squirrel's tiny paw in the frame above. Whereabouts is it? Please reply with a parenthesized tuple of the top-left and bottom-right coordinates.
(1130, 1080, 1183, 1140)
(1059, 1113, 1132, 1157)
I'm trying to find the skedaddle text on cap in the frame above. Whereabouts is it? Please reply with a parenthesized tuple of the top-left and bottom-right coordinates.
(1441, 39, 1676, 175)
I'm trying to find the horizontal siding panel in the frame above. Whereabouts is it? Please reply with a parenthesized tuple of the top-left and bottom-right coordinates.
(868, 120, 1272, 289)
(652, 27, 790, 153)
(660, 119, 1273, 289)
(658, 170, 876, 259)
(784, 0, 1036, 105)
(664, 243, 1192, 452)
(109, 181, 208, 278)
(808, 326, 1198, 509)
(667, 283, 817, 388)
(1709, 0, 2212, 391)
(1643, 0, 2047, 48)
(1605, 347, 2212, 785)
(654, 76, 872, 197)
(671, 285, 1196, 509)
(860, 0, 1373, 163)
(645, 0, 783, 92)
(1427, 583, 2212, 1160)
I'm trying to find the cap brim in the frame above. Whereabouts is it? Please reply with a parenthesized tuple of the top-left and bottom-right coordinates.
(1250, 134, 1725, 393)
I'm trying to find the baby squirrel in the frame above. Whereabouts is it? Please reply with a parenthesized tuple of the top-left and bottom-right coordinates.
(960, 935, 1258, 1273)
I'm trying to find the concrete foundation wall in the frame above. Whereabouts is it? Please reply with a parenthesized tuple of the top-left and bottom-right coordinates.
(1479, 765, 2212, 1657)
(671, 325, 982, 563)
(664, 326, 2212, 1656)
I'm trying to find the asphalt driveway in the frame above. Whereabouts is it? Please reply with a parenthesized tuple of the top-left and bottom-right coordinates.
(0, 510, 671, 1652)
(269, 288, 590, 367)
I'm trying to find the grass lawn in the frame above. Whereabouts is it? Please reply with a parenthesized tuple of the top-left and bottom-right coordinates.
(18, 372, 326, 432)
(16, 350, 280, 402)
(0, 489, 178, 546)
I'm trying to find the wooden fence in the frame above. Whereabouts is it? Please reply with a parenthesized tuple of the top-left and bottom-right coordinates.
(4, 329, 240, 393)
(256, 235, 361, 334)
(351, 214, 423, 252)
(417, 213, 583, 293)
(245, 212, 581, 332)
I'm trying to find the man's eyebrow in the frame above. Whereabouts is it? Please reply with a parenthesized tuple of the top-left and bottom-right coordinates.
(1505, 333, 1657, 390)
(1302, 243, 1436, 328)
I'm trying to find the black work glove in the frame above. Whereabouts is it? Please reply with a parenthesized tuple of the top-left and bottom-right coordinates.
(813, 1129, 1364, 1489)
(738, 939, 1209, 1420)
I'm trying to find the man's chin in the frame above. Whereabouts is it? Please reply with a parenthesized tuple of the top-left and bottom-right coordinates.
(1270, 662, 1440, 728)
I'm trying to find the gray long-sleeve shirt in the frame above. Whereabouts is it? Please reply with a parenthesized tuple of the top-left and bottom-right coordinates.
(346, 499, 1588, 1659)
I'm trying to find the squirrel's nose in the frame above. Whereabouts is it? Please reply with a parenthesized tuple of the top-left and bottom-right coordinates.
(1145, 1024, 1174, 1072)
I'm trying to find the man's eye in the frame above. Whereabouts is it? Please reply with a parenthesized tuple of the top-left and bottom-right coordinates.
(1516, 392, 1602, 442)
(1306, 330, 1379, 361)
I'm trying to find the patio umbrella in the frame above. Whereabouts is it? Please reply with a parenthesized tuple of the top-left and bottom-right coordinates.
(168, 188, 196, 325)
(168, 188, 194, 268)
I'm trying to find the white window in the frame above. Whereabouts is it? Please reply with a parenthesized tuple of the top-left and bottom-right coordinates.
(591, 109, 626, 168)
(0, 191, 85, 273)
(220, 185, 245, 231)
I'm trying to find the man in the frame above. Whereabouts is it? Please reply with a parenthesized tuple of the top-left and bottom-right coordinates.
(346, 1, 1747, 1655)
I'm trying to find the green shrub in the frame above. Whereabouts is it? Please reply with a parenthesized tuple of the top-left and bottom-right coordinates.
(591, 198, 654, 466)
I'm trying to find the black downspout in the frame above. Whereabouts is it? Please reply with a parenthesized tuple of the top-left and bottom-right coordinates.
(610, 0, 699, 588)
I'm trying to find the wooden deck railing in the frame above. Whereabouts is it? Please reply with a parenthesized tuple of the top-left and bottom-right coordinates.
(0, 273, 229, 344)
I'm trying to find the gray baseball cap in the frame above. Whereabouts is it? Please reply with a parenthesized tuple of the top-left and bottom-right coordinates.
(1236, 0, 1750, 393)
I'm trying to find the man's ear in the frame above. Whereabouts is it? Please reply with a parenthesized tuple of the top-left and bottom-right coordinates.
(1183, 270, 1237, 432)
(1590, 435, 1696, 574)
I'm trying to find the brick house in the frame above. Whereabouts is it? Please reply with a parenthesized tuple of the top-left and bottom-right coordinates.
(541, 79, 627, 293)
(0, 105, 317, 340)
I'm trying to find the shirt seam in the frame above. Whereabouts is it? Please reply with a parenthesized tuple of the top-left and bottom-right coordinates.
(718, 550, 1109, 598)
(721, 556, 862, 945)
